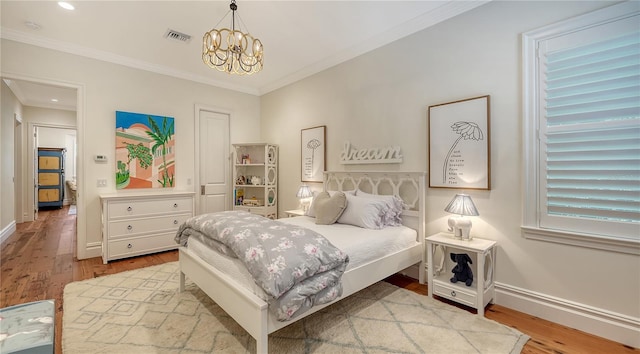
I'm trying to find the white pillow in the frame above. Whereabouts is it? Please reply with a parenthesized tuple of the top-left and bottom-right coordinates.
(337, 194, 388, 229)
(356, 190, 405, 226)
(306, 190, 355, 217)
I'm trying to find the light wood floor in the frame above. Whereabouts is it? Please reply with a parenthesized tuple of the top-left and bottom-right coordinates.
(1, 206, 637, 354)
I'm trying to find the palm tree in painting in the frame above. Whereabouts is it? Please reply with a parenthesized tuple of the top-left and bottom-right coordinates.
(146, 116, 175, 187)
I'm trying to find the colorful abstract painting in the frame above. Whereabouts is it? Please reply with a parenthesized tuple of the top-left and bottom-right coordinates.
(115, 111, 175, 189)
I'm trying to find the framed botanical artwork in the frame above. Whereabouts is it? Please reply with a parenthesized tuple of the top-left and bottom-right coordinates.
(301, 125, 326, 182)
(115, 111, 175, 189)
(428, 95, 491, 190)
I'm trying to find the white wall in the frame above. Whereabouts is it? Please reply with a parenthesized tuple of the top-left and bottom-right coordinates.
(261, 0, 639, 346)
(0, 80, 22, 239)
(2, 39, 261, 260)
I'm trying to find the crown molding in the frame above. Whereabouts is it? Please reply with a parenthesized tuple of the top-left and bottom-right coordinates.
(2, 77, 28, 103)
(1, 27, 260, 96)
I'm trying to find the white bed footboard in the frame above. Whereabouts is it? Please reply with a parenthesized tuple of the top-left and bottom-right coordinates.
(179, 247, 270, 353)
(178, 170, 426, 354)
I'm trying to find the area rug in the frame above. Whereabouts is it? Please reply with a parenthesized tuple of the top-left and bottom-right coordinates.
(63, 262, 529, 353)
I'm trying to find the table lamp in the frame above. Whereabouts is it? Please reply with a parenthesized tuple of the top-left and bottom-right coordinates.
(444, 194, 479, 240)
(296, 185, 313, 212)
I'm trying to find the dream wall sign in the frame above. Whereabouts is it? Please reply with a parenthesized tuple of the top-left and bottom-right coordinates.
(428, 95, 491, 190)
(115, 111, 175, 189)
(339, 142, 403, 164)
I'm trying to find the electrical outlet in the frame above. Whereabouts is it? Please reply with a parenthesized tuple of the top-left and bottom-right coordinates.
(97, 179, 107, 187)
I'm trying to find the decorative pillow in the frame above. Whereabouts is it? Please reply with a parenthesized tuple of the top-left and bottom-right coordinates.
(306, 190, 355, 217)
(356, 190, 406, 226)
(337, 194, 388, 229)
(314, 192, 348, 225)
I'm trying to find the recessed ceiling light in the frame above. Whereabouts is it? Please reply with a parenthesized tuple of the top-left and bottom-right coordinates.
(58, 2, 75, 10)
(51, 99, 59, 102)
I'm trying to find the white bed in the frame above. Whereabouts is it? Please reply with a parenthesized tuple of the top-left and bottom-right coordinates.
(178, 171, 426, 354)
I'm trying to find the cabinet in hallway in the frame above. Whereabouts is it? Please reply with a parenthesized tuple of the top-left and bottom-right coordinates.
(38, 147, 65, 208)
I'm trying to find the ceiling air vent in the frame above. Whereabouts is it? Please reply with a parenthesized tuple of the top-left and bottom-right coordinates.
(164, 29, 191, 43)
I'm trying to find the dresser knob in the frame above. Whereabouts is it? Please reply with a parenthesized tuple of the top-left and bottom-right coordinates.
(127, 243, 132, 249)
(451, 291, 457, 297)
(173, 220, 178, 225)
(174, 203, 178, 208)
(127, 225, 133, 231)
(127, 206, 132, 212)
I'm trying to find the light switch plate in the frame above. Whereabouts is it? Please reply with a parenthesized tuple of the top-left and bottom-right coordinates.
(97, 179, 107, 187)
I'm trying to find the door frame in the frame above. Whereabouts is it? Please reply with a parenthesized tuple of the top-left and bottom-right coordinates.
(2, 72, 87, 259)
(194, 104, 232, 215)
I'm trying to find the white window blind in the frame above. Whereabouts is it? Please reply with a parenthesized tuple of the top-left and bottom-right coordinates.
(540, 30, 640, 240)
(523, 2, 640, 251)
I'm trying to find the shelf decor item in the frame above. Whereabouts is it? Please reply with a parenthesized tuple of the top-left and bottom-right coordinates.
(444, 193, 479, 240)
(428, 95, 490, 190)
(301, 126, 326, 182)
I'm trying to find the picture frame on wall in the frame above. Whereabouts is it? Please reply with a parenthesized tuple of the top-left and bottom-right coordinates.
(115, 111, 176, 190)
(301, 125, 326, 182)
(428, 95, 491, 190)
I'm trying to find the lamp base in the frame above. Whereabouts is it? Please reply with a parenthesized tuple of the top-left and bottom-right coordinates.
(447, 216, 473, 241)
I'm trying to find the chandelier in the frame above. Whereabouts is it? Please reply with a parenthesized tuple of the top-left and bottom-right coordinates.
(202, 0, 263, 75)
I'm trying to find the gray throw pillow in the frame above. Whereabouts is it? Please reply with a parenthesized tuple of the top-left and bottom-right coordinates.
(314, 191, 347, 225)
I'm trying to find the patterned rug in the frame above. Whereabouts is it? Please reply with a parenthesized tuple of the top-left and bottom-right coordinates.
(62, 262, 529, 353)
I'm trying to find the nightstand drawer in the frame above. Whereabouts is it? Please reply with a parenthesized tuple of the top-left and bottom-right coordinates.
(433, 281, 476, 307)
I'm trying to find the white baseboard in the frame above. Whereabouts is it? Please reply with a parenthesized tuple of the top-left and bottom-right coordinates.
(0, 221, 17, 244)
(496, 282, 640, 348)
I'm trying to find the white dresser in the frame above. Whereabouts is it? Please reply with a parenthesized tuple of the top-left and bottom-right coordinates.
(100, 191, 195, 264)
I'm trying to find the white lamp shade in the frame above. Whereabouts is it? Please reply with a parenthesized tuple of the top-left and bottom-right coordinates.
(444, 194, 479, 216)
(296, 185, 313, 199)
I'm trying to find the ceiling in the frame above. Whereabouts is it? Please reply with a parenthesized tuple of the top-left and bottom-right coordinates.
(1, 0, 488, 110)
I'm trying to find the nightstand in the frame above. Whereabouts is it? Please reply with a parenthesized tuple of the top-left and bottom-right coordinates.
(425, 232, 496, 316)
(283, 209, 305, 217)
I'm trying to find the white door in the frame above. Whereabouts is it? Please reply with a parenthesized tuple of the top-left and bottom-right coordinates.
(198, 110, 230, 214)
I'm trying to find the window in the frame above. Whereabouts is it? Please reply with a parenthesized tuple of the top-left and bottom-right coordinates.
(522, 2, 640, 254)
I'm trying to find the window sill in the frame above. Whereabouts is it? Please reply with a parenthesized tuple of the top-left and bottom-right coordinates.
(521, 226, 640, 256)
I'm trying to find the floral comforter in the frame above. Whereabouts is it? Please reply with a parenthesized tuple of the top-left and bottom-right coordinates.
(175, 211, 349, 321)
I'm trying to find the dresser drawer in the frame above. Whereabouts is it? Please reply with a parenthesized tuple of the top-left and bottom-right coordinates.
(433, 281, 476, 307)
(108, 197, 193, 219)
(107, 213, 190, 239)
(108, 233, 177, 259)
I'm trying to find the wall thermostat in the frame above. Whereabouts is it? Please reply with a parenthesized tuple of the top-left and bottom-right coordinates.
(94, 155, 108, 163)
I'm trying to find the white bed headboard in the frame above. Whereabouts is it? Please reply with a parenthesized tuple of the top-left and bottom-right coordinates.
(323, 171, 426, 241)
